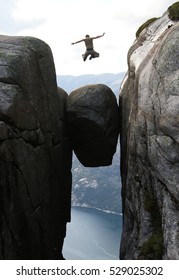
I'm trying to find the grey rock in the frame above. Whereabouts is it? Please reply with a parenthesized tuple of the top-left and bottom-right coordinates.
(120, 16, 179, 259)
(0, 35, 72, 259)
(66, 84, 119, 167)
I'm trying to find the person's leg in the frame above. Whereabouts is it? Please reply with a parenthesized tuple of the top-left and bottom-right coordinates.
(89, 50, 99, 60)
(82, 54, 87, 61)
(82, 51, 90, 61)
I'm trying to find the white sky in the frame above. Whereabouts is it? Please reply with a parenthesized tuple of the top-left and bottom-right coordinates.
(0, 0, 176, 75)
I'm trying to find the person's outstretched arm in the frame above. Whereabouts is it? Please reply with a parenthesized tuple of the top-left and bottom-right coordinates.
(92, 32, 105, 40)
(71, 39, 84, 45)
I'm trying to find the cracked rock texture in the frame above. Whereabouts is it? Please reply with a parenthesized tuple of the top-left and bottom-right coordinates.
(66, 84, 119, 167)
(0, 35, 72, 259)
(120, 14, 179, 259)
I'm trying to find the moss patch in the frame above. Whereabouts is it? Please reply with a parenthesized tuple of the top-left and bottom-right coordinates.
(136, 18, 158, 38)
(140, 190, 163, 259)
(144, 191, 161, 229)
(140, 233, 163, 259)
(168, 2, 179, 21)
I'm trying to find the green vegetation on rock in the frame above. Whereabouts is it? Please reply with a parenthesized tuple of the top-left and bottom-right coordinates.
(140, 190, 163, 259)
(136, 18, 158, 38)
(140, 233, 163, 259)
(168, 2, 179, 20)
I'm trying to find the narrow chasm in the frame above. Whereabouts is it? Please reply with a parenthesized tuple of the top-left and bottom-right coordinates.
(64, 82, 122, 259)
(63, 143, 122, 260)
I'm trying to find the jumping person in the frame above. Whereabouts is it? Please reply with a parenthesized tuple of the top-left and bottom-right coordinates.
(71, 33, 105, 61)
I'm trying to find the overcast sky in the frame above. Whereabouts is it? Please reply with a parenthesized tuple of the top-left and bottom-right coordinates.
(0, 0, 176, 75)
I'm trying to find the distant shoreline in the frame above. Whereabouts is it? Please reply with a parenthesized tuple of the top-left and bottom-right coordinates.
(71, 205, 122, 216)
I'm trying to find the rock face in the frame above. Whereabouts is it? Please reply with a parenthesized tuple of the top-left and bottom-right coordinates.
(120, 14, 179, 259)
(66, 84, 119, 167)
(0, 35, 72, 259)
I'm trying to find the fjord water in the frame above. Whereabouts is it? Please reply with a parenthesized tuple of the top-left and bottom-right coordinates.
(63, 206, 122, 260)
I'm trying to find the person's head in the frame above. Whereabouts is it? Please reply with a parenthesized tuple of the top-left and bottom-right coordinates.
(85, 34, 90, 38)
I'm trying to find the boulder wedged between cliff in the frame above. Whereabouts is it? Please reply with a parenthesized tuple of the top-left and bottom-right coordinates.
(66, 84, 119, 167)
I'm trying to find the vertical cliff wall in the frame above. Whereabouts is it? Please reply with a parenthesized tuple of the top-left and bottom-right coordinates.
(0, 35, 72, 259)
(120, 12, 179, 259)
